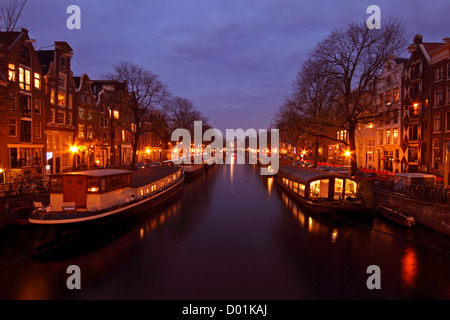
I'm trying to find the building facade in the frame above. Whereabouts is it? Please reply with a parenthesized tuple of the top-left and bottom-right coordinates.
(0, 28, 46, 181)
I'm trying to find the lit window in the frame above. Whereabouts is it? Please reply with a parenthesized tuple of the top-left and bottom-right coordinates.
(34, 73, 41, 89)
(8, 64, 15, 81)
(58, 93, 66, 108)
(50, 89, 55, 105)
(78, 124, 84, 138)
(122, 130, 125, 142)
(113, 110, 119, 119)
(57, 111, 65, 125)
(160, 180, 165, 188)
(24, 69, 31, 91)
(19, 67, 24, 90)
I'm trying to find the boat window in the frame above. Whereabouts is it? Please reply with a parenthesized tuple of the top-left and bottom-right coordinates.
(140, 189, 144, 196)
(87, 178, 100, 193)
(298, 183, 305, 197)
(100, 178, 106, 192)
(310, 179, 329, 199)
(173, 174, 176, 181)
(151, 184, 156, 192)
(50, 177, 63, 193)
(334, 178, 344, 200)
(289, 180, 293, 190)
(160, 180, 165, 188)
(168, 177, 172, 183)
(293, 182, 298, 193)
(345, 179, 357, 198)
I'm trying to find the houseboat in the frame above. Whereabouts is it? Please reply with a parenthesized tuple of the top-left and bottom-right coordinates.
(275, 166, 372, 219)
(29, 166, 184, 251)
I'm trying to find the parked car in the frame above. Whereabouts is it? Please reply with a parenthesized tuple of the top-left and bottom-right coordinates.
(149, 162, 162, 167)
(352, 171, 385, 185)
(136, 163, 148, 170)
(328, 166, 350, 174)
(316, 165, 333, 171)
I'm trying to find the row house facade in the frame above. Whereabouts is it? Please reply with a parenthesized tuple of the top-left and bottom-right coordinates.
(355, 58, 407, 174)
(0, 28, 160, 180)
(0, 28, 46, 182)
(403, 35, 450, 176)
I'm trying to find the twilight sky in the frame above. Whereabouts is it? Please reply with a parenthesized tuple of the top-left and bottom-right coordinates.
(19, 0, 450, 133)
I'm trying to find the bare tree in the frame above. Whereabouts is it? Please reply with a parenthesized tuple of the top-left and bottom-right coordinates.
(163, 96, 210, 137)
(105, 61, 170, 169)
(0, 0, 26, 32)
(279, 17, 407, 173)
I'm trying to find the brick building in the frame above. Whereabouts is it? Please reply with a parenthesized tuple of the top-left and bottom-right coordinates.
(0, 28, 46, 181)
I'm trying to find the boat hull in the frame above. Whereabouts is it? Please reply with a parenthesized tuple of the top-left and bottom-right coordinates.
(30, 175, 184, 253)
(274, 174, 372, 220)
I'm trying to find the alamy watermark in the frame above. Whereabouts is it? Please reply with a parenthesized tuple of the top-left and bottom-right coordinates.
(171, 121, 279, 175)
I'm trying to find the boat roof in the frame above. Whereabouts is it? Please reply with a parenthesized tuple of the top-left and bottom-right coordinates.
(52, 169, 131, 177)
(131, 166, 181, 187)
(278, 166, 350, 184)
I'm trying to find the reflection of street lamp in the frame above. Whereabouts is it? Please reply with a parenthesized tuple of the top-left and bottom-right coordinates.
(0, 168, 5, 183)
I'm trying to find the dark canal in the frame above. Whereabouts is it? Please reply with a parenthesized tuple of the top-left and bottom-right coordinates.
(1, 163, 450, 300)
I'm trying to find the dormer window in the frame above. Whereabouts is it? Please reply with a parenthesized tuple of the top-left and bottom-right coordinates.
(60, 57, 66, 67)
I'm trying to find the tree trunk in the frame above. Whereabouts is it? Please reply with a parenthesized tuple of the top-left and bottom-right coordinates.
(131, 132, 140, 170)
(348, 125, 358, 175)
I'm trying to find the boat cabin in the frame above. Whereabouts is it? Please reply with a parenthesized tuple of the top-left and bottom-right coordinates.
(49, 170, 132, 212)
(278, 167, 358, 202)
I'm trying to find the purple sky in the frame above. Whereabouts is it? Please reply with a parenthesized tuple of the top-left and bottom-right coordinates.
(19, 0, 450, 133)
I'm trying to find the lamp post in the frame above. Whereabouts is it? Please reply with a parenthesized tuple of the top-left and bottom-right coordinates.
(445, 141, 450, 188)
(70, 145, 78, 171)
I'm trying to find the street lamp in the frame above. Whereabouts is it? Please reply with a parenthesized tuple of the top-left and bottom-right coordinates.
(70, 145, 78, 170)
(445, 141, 450, 188)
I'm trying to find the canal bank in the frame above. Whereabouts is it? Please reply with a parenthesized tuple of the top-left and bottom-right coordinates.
(0, 194, 49, 229)
(374, 189, 450, 237)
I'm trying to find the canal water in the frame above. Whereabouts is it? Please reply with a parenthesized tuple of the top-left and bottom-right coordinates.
(1, 163, 450, 300)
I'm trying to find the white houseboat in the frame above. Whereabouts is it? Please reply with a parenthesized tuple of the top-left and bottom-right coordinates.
(29, 166, 184, 252)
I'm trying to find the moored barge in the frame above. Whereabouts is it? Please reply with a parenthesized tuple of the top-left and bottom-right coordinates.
(275, 166, 372, 219)
(29, 166, 184, 252)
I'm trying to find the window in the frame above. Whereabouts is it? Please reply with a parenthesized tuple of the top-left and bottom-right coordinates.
(60, 57, 66, 67)
(58, 76, 66, 88)
(78, 124, 84, 138)
(9, 119, 17, 137)
(409, 124, 419, 141)
(434, 113, 442, 132)
(50, 89, 55, 105)
(20, 95, 31, 117)
(49, 109, 55, 123)
(18, 68, 31, 91)
(446, 111, 450, 131)
(20, 120, 31, 142)
(78, 107, 84, 119)
(435, 88, 443, 107)
(447, 85, 450, 105)
(386, 129, 391, 145)
(34, 98, 41, 114)
(122, 129, 125, 142)
(57, 111, 65, 125)
(393, 128, 399, 144)
(113, 110, 119, 119)
(68, 94, 73, 109)
(160, 180, 165, 188)
(435, 66, 444, 81)
(34, 73, 41, 89)
(35, 122, 41, 139)
(394, 88, 399, 103)
(408, 146, 419, 163)
(20, 47, 30, 66)
(67, 112, 72, 126)
(8, 64, 15, 81)
(379, 130, 383, 145)
(58, 93, 65, 108)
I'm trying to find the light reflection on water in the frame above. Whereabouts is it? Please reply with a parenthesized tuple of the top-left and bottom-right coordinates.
(0, 164, 450, 299)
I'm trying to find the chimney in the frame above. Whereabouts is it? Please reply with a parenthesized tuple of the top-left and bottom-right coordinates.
(443, 37, 450, 44)
(413, 34, 423, 44)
